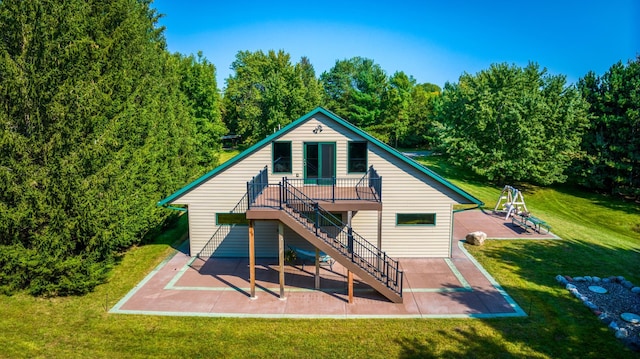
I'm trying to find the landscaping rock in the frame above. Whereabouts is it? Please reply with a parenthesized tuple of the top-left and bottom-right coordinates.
(609, 321, 619, 330)
(584, 301, 598, 310)
(616, 328, 629, 339)
(588, 285, 608, 294)
(621, 313, 640, 324)
(622, 280, 634, 289)
(631, 287, 640, 294)
(465, 231, 487, 246)
(556, 275, 568, 286)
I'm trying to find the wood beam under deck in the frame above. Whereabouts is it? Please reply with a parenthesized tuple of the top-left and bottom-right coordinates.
(278, 222, 285, 299)
(249, 220, 256, 299)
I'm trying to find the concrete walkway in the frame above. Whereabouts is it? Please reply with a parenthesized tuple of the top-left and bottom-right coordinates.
(110, 210, 557, 318)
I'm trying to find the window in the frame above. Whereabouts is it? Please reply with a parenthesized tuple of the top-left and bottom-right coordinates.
(216, 213, 249, 226)
(396, 213, 436, 226)
(348, 141, 367, 173)
(272, 141, 292, 173)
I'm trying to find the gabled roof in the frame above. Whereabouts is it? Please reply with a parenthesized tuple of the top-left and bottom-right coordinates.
(158, 107, 483, 206)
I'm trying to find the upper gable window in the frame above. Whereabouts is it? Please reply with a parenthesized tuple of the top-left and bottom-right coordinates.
(272, 141, 292, 173)
(348, 142, 367, 173)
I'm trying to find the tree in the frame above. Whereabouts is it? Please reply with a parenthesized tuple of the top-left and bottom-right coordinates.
(0, 0, 210, 295)
(435, 62, 589, 185)
(404, 82, 441, 148)
(379, 71, 414, 147)
(575, 57, 640, 197)
(174, 51, 226, 167)
(321, 57, 388, 128)
(222, 50, 322, 144)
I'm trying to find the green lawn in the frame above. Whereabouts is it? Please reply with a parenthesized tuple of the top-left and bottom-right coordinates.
(1, 154, 638, 358)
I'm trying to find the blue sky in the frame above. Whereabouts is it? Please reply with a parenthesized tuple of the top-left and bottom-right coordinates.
(153, 0, 638, 89)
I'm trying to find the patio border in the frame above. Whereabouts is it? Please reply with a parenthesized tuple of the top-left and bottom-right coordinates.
(110, 240, 527, 319)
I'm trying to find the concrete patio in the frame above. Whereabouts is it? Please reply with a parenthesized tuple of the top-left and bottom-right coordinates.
(110, 209, 557, 318)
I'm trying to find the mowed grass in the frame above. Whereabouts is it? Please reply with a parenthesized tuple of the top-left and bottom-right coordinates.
(1, 153, 639, 358)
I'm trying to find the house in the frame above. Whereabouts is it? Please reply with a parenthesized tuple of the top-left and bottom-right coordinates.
(158, 107, 483, 303)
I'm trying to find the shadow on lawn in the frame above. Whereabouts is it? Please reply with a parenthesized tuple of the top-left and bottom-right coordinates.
(395, 284, 637, 358)
(552, 183, 640, 217)
(412, 238, 640, 357)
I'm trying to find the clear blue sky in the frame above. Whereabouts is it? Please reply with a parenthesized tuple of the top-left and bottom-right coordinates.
(153, 0, 638, 89)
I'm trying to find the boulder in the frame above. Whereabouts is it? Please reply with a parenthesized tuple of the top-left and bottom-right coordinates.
(465, 231, 487, 246)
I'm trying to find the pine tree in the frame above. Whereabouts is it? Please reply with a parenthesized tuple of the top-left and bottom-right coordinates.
(0, 0, 215, 295)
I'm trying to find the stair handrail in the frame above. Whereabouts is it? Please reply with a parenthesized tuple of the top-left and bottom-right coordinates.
(281, 179, 402, 295)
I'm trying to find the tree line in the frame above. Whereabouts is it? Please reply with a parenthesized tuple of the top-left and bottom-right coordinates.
(223, 50, 638, 198)
(0, 0, 637, 296)
(0, 0, 224, 295)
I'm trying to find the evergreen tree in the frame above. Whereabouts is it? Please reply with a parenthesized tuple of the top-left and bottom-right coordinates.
(174, 51, 227, 167)
(0, 0, 214, 295)
(575, 57, 640, 197)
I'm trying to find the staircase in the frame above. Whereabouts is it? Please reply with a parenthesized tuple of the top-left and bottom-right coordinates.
(246, 170, 403, 303)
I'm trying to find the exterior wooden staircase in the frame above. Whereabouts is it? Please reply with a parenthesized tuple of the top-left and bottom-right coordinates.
(245, 168, 403, 303)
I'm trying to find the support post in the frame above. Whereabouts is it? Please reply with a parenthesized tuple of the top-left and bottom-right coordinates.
(377, 210, 382, 271)
(249, 220, 256, 299)
(315, 248, 320, 289)
(377, 210, 382, 249)
(278, 222, 285, 299)
(348, 270, 354, 304)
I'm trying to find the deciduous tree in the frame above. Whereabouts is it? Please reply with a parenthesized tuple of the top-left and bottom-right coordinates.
(435, 62, 589, 185)
(321, 57, 387, 128)
(223, 50, 322, 144)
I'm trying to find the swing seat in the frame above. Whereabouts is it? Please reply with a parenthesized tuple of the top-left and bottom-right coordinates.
(287, 245, 334, 270)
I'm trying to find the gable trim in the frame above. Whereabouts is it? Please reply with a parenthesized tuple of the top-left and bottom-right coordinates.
(158, 107, 484, 206)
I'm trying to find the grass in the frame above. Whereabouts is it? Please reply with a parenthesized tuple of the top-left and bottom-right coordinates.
(1, 153, 639, 358)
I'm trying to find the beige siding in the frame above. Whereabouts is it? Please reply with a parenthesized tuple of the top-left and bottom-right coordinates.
(171, 112, 466, 258)
(351, 143, 460, 257)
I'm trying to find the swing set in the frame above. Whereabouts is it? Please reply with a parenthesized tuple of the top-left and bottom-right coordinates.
(493, 185, 551, 234)
(493, 185, 528, 219)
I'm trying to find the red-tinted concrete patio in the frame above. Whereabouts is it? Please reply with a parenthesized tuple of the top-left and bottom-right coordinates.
(110, 210, 558, 318)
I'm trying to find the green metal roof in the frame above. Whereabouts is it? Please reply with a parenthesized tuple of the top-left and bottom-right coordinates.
(158, 107, 484, 207)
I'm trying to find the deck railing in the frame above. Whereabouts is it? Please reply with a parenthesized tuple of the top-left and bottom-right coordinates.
(284, 167, 381, 202)
(247, 166, 269, 209)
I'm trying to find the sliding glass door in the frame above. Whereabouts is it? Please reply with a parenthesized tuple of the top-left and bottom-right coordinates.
(304, 142, 335, 185)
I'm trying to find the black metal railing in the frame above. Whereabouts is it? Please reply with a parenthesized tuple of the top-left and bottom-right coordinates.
(247, 166, 269, 209)
(282, 181, 401, 296)
(197, 193, 249, 258)
(284, 167, 381, 203)
(246, 178, 402, 296)
(355, 166, 382, 202)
